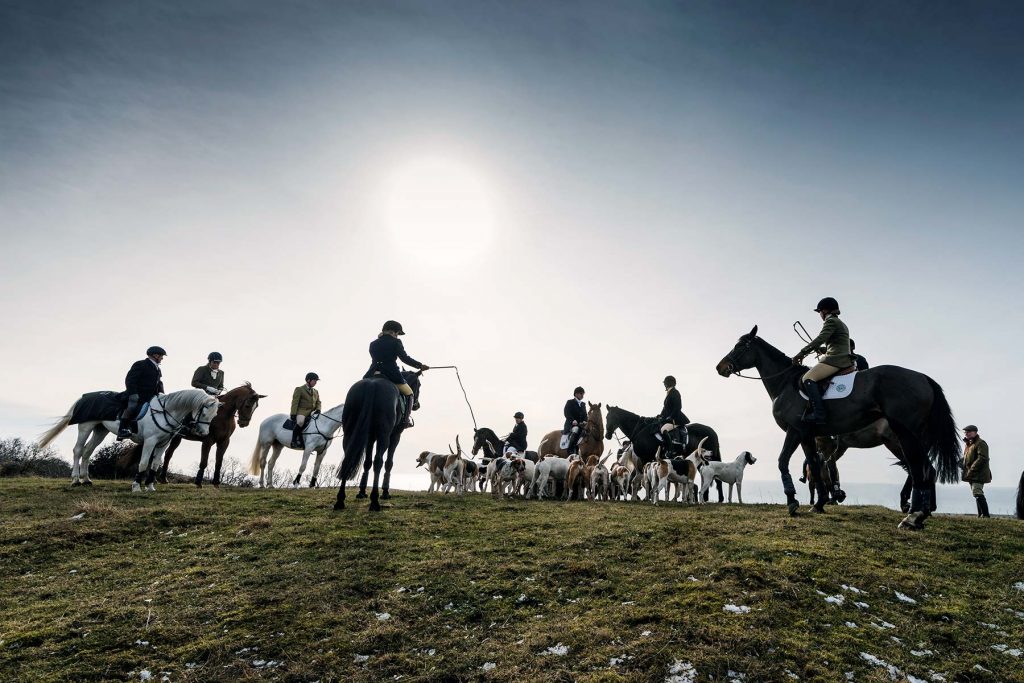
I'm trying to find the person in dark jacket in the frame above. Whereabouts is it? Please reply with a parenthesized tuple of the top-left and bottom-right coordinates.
(850, 339, 869, 371)
(363, 320, 430, 427)
(563, 387, 587, 456)
(504, 412, 528, 455)
(654, 375, 690, 454)
(118, 346, 167, 439)
(191, 351, 225, 395)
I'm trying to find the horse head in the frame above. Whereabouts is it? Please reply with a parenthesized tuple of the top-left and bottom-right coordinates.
(194, 397, 222, 437)
(716, 325, 759, 377)
(604, 405, 618, 441)
(235, 382, 266, 428)
(403, 369, 422, 401)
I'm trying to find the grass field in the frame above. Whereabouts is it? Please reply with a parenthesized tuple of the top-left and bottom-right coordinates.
(2, 477, 1023, 682)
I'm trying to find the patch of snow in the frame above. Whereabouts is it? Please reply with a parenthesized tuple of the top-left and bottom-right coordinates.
(621, 601, 636, 605)
(727, 671, 747, 682)
(665, 659, 697, 683)
(1006, 648, 1023, 657)
(977, 621, 999, 629)
(139, 672, 152, 682)
(854, 601, 869, 610)
(481, 662, 496, 671)
(859, 652, 901, 680)
(69, 570, 77, 574)
(928, 673, 946, 682)
(353, 654, 369, 664)
(610, 657, 623, 666)
(723, 604, 751, 614)
(375, 612, 391, 621)
(396, 587, 407, 593)
(541, 643, 569, 656)
(785, 671, 799, 680)
(990, 644, 1007, 652)
(894, 591, 917, 604)
(444, 602, 453, 610)
(427, 649, 436, 656)
(973, 664, 991, 673)
(641, 630, 652, 637)
(492, 595, 502, 600)
(135, 640, 149, 646)
(844, 673, 854, 681)
(1012, 581, 1024, 592)
(911, 649, 933, 657)
(841, 584, 865, 594)
(845, 622, 858, 628)
(517, 594, 528, 604)
(687, 576, 698, 582)
(253, 660, 266, 667)
(824, 594, 845, 606)
(870, 620, 896, 630)
(907, 676, 928, 683)
(70, 512, 86, 520)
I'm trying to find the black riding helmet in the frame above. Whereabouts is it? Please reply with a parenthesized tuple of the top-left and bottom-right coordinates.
(208, 351, 223, 362)
(305, 372, 320, 382)
(146, 346, 167, 356)
(814, 297, 840, 314)
(382, 320, 405, 335)
(574, 386, 585, 396)
(663, 375, 677, 387)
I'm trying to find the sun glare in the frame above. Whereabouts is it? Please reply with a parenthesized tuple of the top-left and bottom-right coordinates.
(383, 157, 496, 265)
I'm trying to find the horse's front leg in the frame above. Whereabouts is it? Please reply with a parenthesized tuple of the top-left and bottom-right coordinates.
(777, 429, 804, 515)
(145, 442, 170, 491)
(196, 441, 212, 488)
(212, 440, 228, 487)
(368, 441, 387, 512)
(293, 446, 314, 487)
(134, 441, 157, 493)
(381, 442, 398, 499)
(309, 444, 330, 488)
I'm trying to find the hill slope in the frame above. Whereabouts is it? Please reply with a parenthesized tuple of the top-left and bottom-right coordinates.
(1, 478, 1023, 682)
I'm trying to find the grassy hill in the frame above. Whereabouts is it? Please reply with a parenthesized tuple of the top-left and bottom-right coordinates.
(1, 478, 1022, 682)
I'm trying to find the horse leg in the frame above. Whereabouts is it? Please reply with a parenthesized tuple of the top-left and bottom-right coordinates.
(267, 443, 283, 488)
(212, 440, 228, 487)
(333, 475, 346, 511)
(70, 425, 94, 485)
(368, 441, 386, 512)
(309, 445, 330, 488)
(196, 441, 212, 488)
(381, 444, 397, 499)
(900, 473, 913, 513)
(78, 426, 107, 485)
(777, 429, 804, 515)
(145, 442, 170, 491)
(133, 442, 155, 493)
(159, 435, 181, 484)
(294, 447, 314, 487)
(807, 463, 815, 506)
(889, 422, 931, 530)
(356, 445, 372, 498)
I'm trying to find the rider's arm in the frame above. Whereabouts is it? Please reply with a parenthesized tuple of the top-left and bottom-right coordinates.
(313, 391, 322, 413)
(799, 317, 837, 358)
(290, 388, 302, 415)
(190, 366, 206, 390)
(395, 340, 424, 369)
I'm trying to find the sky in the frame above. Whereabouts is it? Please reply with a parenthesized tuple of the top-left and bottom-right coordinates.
(2, 0, 1022, 493)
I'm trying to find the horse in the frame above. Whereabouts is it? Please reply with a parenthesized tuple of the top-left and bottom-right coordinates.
(537, 402, 605, 460)
(471, 427, 539, 463)
(334, 370, 422, 512)
(604, 405, 724, 502)
(247, 403, 344, 488)
(157, 383, 265, 487)
(716, 325, 960, 530)
(39, 389, 221, 492)
(815, 418, 936, 513)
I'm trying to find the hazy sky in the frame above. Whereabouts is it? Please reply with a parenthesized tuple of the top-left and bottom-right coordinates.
(2, 1, 1022, 490)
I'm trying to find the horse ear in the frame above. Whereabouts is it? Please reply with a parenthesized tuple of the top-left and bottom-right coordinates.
(750, 324, 758, 337)
(595, 402, 601, 408)
(257, 394, 267, 399)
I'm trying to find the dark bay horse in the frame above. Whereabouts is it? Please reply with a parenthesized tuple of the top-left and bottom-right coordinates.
(816, 418, 936, 513)
(156, 383, 265, 487)
(604, 405, 724, 501)
(716, 326, 960, 529)
(334, 370, 422, 512)
(537, 402, 605, 461)
(471, 427, 539, 462)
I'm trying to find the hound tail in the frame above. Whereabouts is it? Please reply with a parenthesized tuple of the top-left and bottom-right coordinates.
(38, 401, 79, 450)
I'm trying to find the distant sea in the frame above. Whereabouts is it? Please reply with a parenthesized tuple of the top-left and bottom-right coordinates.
(382, 473, 1021, 517)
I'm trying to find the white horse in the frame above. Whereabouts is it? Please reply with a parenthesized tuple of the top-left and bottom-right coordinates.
(39, 389, 221, 492)
(247, 404, 344, 488)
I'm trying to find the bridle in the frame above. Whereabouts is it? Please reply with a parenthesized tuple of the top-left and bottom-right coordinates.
(149, 395, 216, 436)
(722, 336, 795, 382)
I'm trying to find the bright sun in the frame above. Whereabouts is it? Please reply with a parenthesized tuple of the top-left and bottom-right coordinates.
(383, 157, 496, 265)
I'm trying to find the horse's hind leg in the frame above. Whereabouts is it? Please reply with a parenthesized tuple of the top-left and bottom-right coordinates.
(196, 441, 212, 488)
(266, 443, 284, 488)
(212, 441, 228, 487)
(368, 442, 387, 512)
(79, 426, 107, 485)
(381, 445, 397, 499)
(777, 429, 804, 515)
(356, 445, 372, 498)
(159, 436, 181, 484)
(890, 422, 931, 530)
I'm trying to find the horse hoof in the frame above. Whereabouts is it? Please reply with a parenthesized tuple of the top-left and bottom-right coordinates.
(82, 480, 94, 487)
(333, 502, 345, 511)
(834, 490, 847, 503)
(381, 491, 392, 500)
(898, 513, 925, 531)
(146, 484, 156, 493)
(212, 482, 220, 489)
(356, 492, 367, 499)
(71, 480, 82, 487)
(369, 502, 382, 512)
(131, 482, 142, 493)
(194, 481, 203, 489)
(308, 478, 317, 489)
(157, 477, 168, 485)
(811, 504, 826, 514)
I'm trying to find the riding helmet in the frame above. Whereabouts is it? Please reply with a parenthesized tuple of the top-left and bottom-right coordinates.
(663, 375, 677, 387)
(305, 372, 320, 382)
(574, 386, 585, 395)
(146, 346, 167, 357)
(814, 297, 840, 313)
(513, 411, 525, 419)
(382, 320, 406, 335)
(208, 351, 223, 362)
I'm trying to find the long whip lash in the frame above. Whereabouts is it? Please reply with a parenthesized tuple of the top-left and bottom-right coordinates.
(428, 365, 478, 431)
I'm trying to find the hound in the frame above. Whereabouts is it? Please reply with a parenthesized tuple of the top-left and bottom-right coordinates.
(651, 437, 710, 505)
(533, 455, 570, 500)
(416, 451, 448, 493)
(440, 436, 468, 495)
(609, 464, 630, 500)
(510, 457, 537, 498)
(565, 454, 589, 500)
(489, 455, 517, 497)
(616, 442, 643, 500)
(699, 451, 757, 503)
(463, 459, 481, 492)
(590, 460, 611, 501)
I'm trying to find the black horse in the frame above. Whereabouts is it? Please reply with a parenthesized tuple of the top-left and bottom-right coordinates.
(604, 405, 725, 502)
(716, 326, 960, 529)
(334, 370, 422, 512)
(471, 427, 539, 462)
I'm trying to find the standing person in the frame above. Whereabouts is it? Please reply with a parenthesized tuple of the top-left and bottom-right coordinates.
(363, 320, 429, 428)
(850, 340, 869, 371)
(962, 425, 991, 518)
(504, 412, 528, 455)
(118, 346, 167, 439)
(792, 297, 854, 424)
(290, 373, 321, 448)
(192, 352, 225, 395)
(563, 387, 587, 456)
(654, 375, 689, 455)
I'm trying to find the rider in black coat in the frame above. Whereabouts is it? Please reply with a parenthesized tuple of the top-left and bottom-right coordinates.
(655, 375, 690, 454)
(562, 387, 587, 455)
(505, 412, 528, 453)
(363, 321, 429, 427)
(118, 346, 167, 438)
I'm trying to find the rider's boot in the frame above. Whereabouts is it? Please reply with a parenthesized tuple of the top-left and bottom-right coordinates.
(400, 395, 414, 428)
(291, 424, 304, 449)
(801, 380, 827, 425)
(117, 419, 134, 440)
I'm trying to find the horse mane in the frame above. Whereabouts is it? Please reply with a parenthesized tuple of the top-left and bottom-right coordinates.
(159, 389, 211, 413)
(752, 335, 793, 365)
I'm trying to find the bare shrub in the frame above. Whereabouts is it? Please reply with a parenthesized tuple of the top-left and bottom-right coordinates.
(0, 438, 71, 478)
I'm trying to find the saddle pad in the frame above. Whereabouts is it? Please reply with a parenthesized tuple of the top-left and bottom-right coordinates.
(559, 434, 570, 450)
(800, 371, 859, 401)
(70, 391, 124, 424)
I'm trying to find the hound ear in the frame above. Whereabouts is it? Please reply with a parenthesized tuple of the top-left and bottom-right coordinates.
(750, 324, 758, 337)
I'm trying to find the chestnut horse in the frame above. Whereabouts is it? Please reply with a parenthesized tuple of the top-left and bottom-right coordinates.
(537, 401, 604, 460)
(157, 383, 265, 487)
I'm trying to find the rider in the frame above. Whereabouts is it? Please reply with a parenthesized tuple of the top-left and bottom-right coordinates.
(363, 320, 429, 428)
(118, 346, 166, 439)
(654, 375, 690, 455)
(563, 387, 587, 456)
(504, 411, 528, 455)
(290, 372, 321, 448)
(850, 339, 869, 371)
(191, 352, 225, 396)
(792, 297, 854, 425)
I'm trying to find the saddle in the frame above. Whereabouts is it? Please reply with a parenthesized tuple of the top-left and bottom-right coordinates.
(798, 368, 860, 401)
(71, 391, 147, 425)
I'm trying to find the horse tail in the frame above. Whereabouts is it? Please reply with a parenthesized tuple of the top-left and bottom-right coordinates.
(38, 401, 78, 449)
(337, 381, 375, 482)
(1016, 470, 1024, 521)
(924, 377, 962, 484)
(248, 438, 263, 476)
